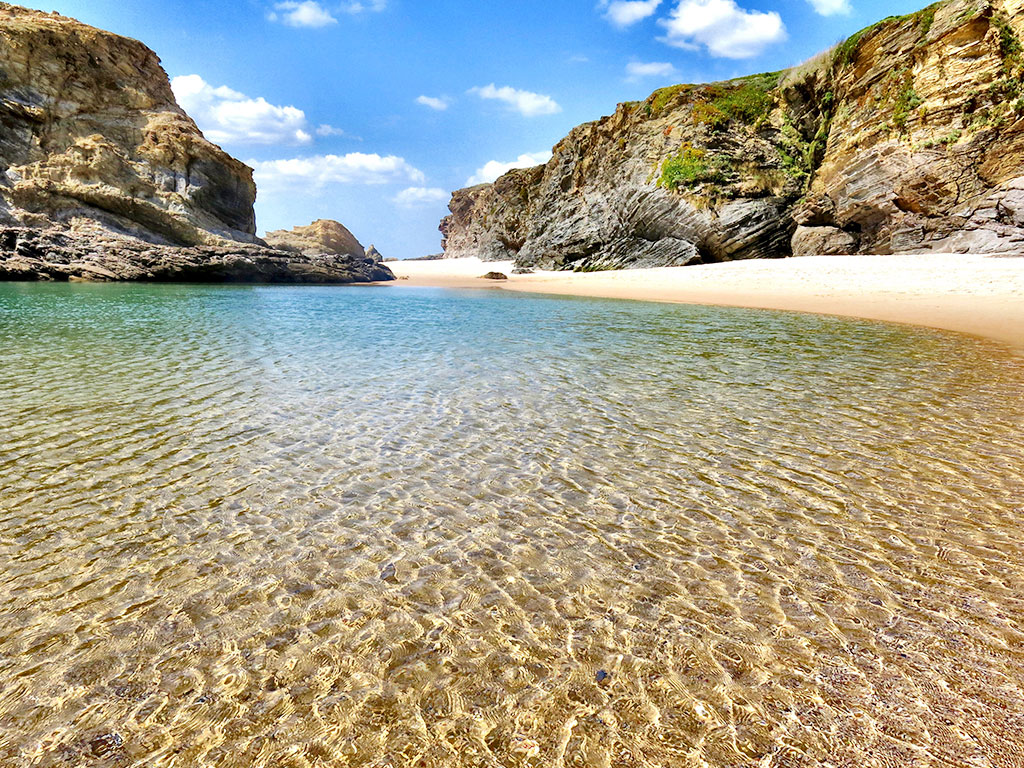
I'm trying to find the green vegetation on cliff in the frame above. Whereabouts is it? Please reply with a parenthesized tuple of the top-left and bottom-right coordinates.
(691, 72, 781, 130)
(657, 144, 723, 190)
(442, 0, 1024, 271)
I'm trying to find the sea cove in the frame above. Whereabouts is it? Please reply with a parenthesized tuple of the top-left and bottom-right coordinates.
(2, 283, 1023, 766)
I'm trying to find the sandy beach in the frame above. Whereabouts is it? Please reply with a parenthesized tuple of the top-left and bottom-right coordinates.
(386, 255, 1024, 353)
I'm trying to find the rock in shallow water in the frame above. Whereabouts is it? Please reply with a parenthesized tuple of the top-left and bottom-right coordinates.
(88, 732, 123, 758)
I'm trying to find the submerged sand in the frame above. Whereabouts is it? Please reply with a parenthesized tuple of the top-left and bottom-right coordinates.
(386, 254, 1024, 353)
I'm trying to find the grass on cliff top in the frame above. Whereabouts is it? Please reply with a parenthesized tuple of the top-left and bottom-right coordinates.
(643, 71, 781, 124)
(691, 72, 781, 129)
(832, 0, 946, 69)
(645, 84, 693, 116)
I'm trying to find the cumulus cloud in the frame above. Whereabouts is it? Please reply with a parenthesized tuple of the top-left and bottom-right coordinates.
(416, 95, 450, 111)
(341, 0, 386, 11)
(251, 153, 426, 190)
(469, 84, 561, 117)
(626, 61, 677, 80)
(658, 0, 786, 58)
(393, 187, 449, 207)
(268, 1, 337, 27)
(315, 124, 347, 137)
(466, 152, 552, 186)
(807, 0, 851, 15)
(600, 0, 663, 27)
(172, 75, 320, 146)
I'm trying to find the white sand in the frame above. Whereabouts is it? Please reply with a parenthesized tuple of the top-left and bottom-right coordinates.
(385, 255, 1024, 353)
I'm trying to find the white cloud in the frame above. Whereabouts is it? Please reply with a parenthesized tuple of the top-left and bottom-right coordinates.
(658, 0, 786, 58)
(251, 153, 426, 190)
(601, 0, 663, 27)
(416, 95, 450, 111)
(469, 84, 561, 117)
(172, 74, 318, 146)
(268, 1, 337, 27)
(807, 0, 851, 15)
(393, 187, 449, 207)
(626, 61, 677, 80)
(466, 152, 552, 186)
(341, 0, 386, 11)
(315, 124, 347, 137)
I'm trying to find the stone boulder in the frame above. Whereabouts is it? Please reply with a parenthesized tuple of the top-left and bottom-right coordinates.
(264, 219, 365, 258)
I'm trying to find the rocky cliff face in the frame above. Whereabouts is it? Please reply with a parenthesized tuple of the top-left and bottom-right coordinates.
(0, 4, 394, 283)
(440, 0, 1024, 269)
(0, 3, 256, 245)
(264, 219, 365, 258)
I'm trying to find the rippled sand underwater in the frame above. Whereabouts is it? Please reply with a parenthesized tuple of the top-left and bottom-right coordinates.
(2, 283, 1024, 768)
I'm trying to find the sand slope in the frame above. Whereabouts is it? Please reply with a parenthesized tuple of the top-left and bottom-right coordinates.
(386, 255, 1024, 353)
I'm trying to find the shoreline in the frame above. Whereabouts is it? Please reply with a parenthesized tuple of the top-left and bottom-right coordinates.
(385, 255, 1024, 354)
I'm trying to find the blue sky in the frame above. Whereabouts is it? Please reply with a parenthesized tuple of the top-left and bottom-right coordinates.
(24, 0, 930, 257)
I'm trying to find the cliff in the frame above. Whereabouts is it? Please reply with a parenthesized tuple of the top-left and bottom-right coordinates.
(0, 4, 393, 283)
(440, 0, 1024, 269)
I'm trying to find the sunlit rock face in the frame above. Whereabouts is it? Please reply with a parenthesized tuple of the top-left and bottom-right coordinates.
(441, 0, 1024, 270)
(0, 2, 257, 246)
(0, 5, 396, 283)
(265, 219, 366, 259)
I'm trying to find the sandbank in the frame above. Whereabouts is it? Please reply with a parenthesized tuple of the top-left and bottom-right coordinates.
(385, 255, 1024, 354)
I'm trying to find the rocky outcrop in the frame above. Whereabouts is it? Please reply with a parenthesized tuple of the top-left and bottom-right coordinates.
(365, 244, 383, 262)
(264, 219, 365, 258)
(0, 3, 256, 245)
(0, 4, 394, 283)
(441, 0, 1024, 269)
(0, 226, 395, 283)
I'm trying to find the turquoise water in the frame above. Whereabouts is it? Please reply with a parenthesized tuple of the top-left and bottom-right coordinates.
(1, 282, 1024, 767)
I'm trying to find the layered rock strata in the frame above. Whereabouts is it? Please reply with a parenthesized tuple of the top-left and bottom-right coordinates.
(0, 226, 394, 283)
(0, 4, 393, 283)
(441, 0, 1024, 269)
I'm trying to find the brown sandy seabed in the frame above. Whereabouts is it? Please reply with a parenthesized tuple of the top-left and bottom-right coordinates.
(2, 266, 1024, 767)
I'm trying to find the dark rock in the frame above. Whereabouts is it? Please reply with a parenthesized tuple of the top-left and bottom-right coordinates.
(0, 227, 395, 284)
(511, 267, 534, 274)
(88, 732, 123, 758)
(595, 670, 611, 684)
(481, 271, 508, 280)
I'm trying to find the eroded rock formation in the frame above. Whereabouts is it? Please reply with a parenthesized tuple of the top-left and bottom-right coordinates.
(440, 0, 1024, 269)
(0, 226, 394, 283)
(0, 4, 393, 283)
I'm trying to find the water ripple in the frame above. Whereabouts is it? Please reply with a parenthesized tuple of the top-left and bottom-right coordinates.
(1, 283, 1023, 767)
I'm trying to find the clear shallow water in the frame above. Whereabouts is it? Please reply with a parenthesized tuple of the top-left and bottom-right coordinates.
(1, 283, 1024, 768)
